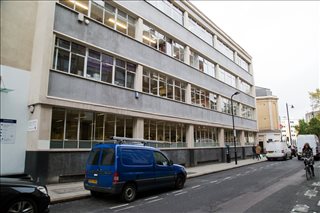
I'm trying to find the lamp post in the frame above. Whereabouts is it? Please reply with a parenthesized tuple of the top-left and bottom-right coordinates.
(286, 103, 294, 146)
(231, 91, 240, 165)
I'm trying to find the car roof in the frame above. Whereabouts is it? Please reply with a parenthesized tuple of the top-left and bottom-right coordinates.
(92, 141, 159, 151)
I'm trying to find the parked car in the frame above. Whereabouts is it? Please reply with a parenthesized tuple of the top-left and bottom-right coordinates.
(266, 141, 292, 161)
(296, 134, 320, 160)
(0, 177, 50, 213)
(84, 139, 187, 202)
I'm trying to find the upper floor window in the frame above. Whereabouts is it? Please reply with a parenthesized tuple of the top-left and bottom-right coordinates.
(218, 67, 236, 88)
(235, 54, 249, 72)
(240, 80, 251, 94)
(143, 68, 186, 102)
(147, 0, 183, 25)
(191, 86, 209, 109)
(190, 50, 215, 78)
(241, 105, 254, 119)
(59, 0, 136, 38)
(188, 17, 213, 45)
(53, 37, 136, 90)
(216, 39, 233, 60)
(143, 23, 184, 62)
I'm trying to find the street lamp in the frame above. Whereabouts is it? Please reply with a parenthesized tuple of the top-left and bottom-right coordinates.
(231, 91, 240, 165)
(286, 103, 294, 146)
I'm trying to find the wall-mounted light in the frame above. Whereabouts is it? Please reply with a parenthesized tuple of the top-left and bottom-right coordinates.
(29, 105, 35, 114)
(135, 91, 139, 99)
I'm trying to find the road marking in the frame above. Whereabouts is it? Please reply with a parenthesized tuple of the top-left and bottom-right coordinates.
(175, 191, 187, 196)
(210, 180, 218, 183)
(236, 173, 241, 176)
(223, 177, 232, 180)
(146, 198, 163, 204)
(291, 204, 309, 213)
(304, 188, 318, 199)
(172, 190, 183, 194)
(317, 200, 320, 206)
(312, 182, 320, 187)
(144, 196, 159, 201)
(114, 206, 135, 212)
(191, 185, 201, 189)
(110, 204, 129, 210)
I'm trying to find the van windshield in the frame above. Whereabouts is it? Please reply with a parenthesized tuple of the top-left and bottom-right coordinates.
(88, 149, 101, 165)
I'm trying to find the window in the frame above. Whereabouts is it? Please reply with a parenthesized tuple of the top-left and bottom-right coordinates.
(59, 0, 89, 15)
(101, 53, 113, 83)
(218, 67, 236, 88)
(122, 149, 153, 165)
(87, 49, 101, 80)
(147, 0, 183, 25)
(188, 17, 212, 45)
(154, 151, 169, 166)
(209, 93, 217, 110)
(143, 23, 184, 62)
(240, 80, 251, 94)
(241, 105, 254, 119)
(190, 50, 215, 77)
(191, 86, 209, 109)
(101, 148, 115, 166)
(216, 39, 233, 60)
(194, 125, 218, 147)
(114, 59, 136, 88)
(235, 55, 249, 71)
(87, 149, 100, 165)
(94, 113, 104, 140)
(221, 98, 231, 114)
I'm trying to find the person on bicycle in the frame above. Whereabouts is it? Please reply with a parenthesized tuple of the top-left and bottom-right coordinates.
(302, 143, 315, 177)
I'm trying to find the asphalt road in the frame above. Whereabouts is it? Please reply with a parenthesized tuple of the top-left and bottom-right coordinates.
(50, 159, 320, 213)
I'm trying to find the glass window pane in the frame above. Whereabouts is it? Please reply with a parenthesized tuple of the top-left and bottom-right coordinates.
(101, 63, 113, 83)
(150, 120, 156, 140)
(70, 54, 85, 76)
(116, 10, 127, 34)
(102, 54, 113, 64)
(51, 108, 65, 140)
(86, 57, 101, 80)
(157, 122, 164, 141)
(56, 48, 70, 72)
(167, 81, 173, 99)
(79, 111, 93, 140)
(115, 67, 125, 87)
(127, 63, 136, 72)
(126, 71, 135, 89)
(58, 38, 70, 49)
(95, 113, 104, 140)
(104, 9, 115, 28)
(116, 59, 125, 68)
(65, 110, 79, 140)
(59, 0, 74, 9)
(144, 120, 150, 140)
(151, 73, 158, 95)
(101, 148, 115, 166)
(89, 49, 100, 60)
(75, 0, 89, 15)
(90, 3, 103, 22)
(71, 43, 86, 55)
(116, 116, 125, 137)
(105, 114, 115, 139)
(125, 118, 133, 138)
(143, 75, 150, 93)
(175, 86, 181, 101)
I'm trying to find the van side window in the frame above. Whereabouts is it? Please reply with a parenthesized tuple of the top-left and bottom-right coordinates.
(88, 149, 100, 165)
(122, 149, 153, 166)
(101, 148, 115, 166)
(154, 152, 169, 166)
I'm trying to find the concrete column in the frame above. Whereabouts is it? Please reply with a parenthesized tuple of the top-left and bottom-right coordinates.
(218, 128, 225, 147)
(186, 124, 194, 148)
(135, 18, 143, 42)
(216, 95, 222, 112)
(27, 105, 52, 150)
(213, 34, 218, 49)
(233, 51, 238, 63)
(133, 118, 144, 139)
(185, 83, 192, 104)
(183, 11, 189, 28)
(240, 130, 245, 146)
(134, 64, 143, 92)
(215, 64, 220, 80)
(184, 46, 190, 65)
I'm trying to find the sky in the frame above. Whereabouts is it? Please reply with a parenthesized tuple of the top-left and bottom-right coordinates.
(191, 1, 320, 120)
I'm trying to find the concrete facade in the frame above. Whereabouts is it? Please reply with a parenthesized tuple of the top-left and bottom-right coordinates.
(1, 1, 258, 183)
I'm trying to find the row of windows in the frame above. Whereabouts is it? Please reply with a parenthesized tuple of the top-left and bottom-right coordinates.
(60, 0, 135, 38)
(58, 0, 252, 94)
(147, 0, 183, 25)
(53, 37, 136, 89)
(194, 126, 218, 147)
(143, 119, 186, 146)
(142, 23, 185, 62)
(218, 67, 236, 88)
(143, 69, 186, 102)
(50, 108, 133, 149)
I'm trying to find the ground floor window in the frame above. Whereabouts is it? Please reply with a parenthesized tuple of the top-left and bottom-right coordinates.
(194, 125, 218, 147)
(224, 129, 240, 146)
(244, 131, 255, 145)
(144, 119, 186, 148)
(50, 108, 133, 149)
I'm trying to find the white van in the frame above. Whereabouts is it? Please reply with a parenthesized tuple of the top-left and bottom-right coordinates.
(296, 134, 320, 160)
(266, 141, 292, 161)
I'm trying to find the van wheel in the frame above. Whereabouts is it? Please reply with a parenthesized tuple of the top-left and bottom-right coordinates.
(121, 183, 136, 202)
(175, 175, 185, 189)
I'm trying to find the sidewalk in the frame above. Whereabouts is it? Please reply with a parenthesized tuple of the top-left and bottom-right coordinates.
(48, 157, 266, 203)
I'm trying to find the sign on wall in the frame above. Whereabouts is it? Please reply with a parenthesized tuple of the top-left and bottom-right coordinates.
(0, 119, 17, 144)
(27, 119, 38, 132)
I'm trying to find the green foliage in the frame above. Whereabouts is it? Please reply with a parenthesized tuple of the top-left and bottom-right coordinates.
(309, 88, 320, 110)
(295, 118, 320, 138)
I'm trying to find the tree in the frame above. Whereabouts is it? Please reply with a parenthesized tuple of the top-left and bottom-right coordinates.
(295, 119, 309, 134)
(309, 88, 320, 110)
(307, 118, 320, 138)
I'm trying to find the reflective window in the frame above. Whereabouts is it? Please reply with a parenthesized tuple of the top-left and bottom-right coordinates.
(147, 0, 183, 25)
(218, 67, 236, 88)
(188, 17, 213, 45)
(190, 50, 215, 78)
(235, 55, 249, 71)
(59, 0, 89, 15)
(194, 125, 218, 147)
(216, 39, 234, 60)
(191, 86, 209, 109)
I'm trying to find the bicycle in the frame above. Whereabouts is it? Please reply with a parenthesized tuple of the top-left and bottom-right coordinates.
(304, 157, 314, 180)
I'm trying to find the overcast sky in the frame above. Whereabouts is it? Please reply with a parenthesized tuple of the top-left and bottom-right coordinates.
(192, 1, 320, 120)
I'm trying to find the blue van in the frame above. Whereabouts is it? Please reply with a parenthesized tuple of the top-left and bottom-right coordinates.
(84, 139, 187, 202)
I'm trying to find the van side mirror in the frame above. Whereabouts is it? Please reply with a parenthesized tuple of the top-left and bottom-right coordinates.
(169, 160, 173, 166)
